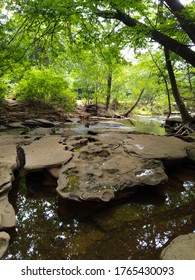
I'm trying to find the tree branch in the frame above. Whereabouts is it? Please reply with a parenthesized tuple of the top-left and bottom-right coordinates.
(97, 8, 195, 67)
(164, 0, 195, 44)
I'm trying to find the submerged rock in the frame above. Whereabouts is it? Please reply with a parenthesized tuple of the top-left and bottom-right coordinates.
(161, 233, 195, 260)
(94, 203, 143, 231)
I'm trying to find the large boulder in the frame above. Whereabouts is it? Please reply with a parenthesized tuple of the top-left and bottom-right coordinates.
(161, 233, 195, 260)
(57, 133, 195, 202)
(57, 134, 168, 202)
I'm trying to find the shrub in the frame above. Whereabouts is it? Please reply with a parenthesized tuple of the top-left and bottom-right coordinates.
(14, 68, 77, 110)
(0, 79, 7, 104)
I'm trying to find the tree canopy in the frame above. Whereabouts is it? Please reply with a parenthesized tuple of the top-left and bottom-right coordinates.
(0, 0, 195, 122)
(1, 0, 194, 66)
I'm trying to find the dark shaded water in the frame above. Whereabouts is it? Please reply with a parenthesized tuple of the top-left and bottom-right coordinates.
(5, 166, 195, 260)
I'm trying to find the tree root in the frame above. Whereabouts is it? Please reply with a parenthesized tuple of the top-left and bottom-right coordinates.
(166, 123, 195, 137)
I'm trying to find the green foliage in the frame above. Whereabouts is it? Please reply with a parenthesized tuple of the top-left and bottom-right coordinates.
(0, 75, 8, 104)
(0, 78, 7, 103)
(1, 0, 195, 116)
(14, 67, 77, 110)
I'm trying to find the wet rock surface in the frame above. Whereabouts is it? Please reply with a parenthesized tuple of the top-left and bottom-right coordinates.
(161, 233, 195, 260)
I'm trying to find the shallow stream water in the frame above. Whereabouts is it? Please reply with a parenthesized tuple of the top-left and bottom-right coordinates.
(3, 115, 195, 260)
(61, 115, 166, 136)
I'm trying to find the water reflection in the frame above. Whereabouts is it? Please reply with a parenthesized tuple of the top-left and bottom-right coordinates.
(183, 181, 195, 190)
(5, 166, 195, 260)
(128, 115, 165, 135)
(61, 115, 166, 136)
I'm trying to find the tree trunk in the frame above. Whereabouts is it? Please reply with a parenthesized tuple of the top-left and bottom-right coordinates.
(97, 9, 195, 67)
(187, 64, 194, 98)
(149, 50, 172, 117)
(164, 0, 195, 44)
(123, 88, 145, 117)
(164, 47, 193, 124)
(105, 72, 112, 110)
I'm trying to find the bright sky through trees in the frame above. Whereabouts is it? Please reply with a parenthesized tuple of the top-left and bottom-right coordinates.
(180, 0, 193, 3)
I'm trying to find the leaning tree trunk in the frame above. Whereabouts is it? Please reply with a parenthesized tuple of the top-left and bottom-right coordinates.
(164, 47, 194, 124)
(164, 0, 195, 44)
(187, 64, 194, 98)
(123, 88, 145, 117)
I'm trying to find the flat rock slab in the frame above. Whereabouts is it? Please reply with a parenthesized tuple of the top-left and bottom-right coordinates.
(0, 231, 10, 259)
(161, 233, 195, 260)
(57, 135, 168, 202)
(28, 127, 54, 135)
(23, 118, 55, 127)
(0, 134, 21, 146)
(123, 134, 192, 163)
(23, 136, 73, 171)
(7, 122, 26, 129)
(0, 145, 18, 170)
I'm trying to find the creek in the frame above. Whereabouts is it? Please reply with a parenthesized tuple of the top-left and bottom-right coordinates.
(3, 115, 195, 259)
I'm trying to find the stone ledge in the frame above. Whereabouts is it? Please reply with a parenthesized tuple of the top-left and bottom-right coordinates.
(161, 233, 195, 260)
